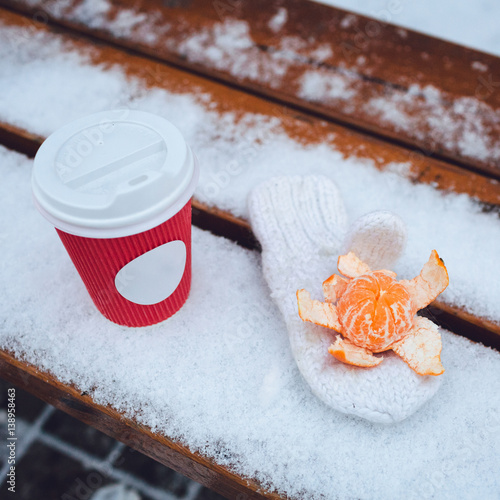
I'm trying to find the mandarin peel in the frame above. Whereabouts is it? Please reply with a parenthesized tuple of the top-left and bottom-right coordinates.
(297, 250, 449, 376)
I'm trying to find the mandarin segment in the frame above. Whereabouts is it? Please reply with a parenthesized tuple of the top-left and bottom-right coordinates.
(328, 336, 383, 367)
(391, 316, 444, 376)
(378, 269, 397, 279)
(297, 289, 342, 332)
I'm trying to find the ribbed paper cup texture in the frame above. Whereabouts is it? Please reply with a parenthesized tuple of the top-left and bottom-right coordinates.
(32, 111, 199, 327)
(56, 202, 192, 327)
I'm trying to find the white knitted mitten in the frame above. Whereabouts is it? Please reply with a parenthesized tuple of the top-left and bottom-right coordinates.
(248, 176, 441, 424)
(342, 211, 407, 270)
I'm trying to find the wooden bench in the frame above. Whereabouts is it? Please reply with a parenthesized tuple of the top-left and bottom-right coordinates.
(0, 1, 499, 498)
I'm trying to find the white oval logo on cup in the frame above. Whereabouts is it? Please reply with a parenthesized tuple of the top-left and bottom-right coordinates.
(115, 240, 186, 305)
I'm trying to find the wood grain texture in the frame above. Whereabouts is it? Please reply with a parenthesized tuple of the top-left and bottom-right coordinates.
(2, 0, 500, 177)
(0, 348, 285, 499)
(0, 8, 499, 343)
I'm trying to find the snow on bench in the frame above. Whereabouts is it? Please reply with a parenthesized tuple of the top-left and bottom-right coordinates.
(1, 145, 500, 499)
(5, 0, 500, 176)
(0, 14, 499, 329)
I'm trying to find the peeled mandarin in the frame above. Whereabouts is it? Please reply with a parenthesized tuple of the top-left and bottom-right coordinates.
(336, 271, 415, 352)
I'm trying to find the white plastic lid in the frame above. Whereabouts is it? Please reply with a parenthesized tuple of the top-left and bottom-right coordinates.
(32, 110, 199, 238)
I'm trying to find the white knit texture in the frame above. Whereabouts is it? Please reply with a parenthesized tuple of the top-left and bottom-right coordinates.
(342, 211, 407, 270)
(248, 176, 441, 424)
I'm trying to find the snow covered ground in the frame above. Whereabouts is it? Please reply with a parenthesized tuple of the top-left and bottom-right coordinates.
(314, 0, 500, 56)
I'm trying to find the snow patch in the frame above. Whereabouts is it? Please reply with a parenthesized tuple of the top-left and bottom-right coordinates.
(340, 13, 357, 29)
(268, 7, 288, 33)
(364, 84, 500, 163)
(299, 70, 356, 101)
(471, 60, 489, 72)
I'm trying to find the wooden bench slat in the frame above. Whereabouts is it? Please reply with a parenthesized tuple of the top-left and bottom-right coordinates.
(0, 8, 499, 345)
(2, 0, 500, 177)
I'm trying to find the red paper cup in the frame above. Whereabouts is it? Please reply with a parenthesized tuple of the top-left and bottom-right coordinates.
(32, 110, 199, 327)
